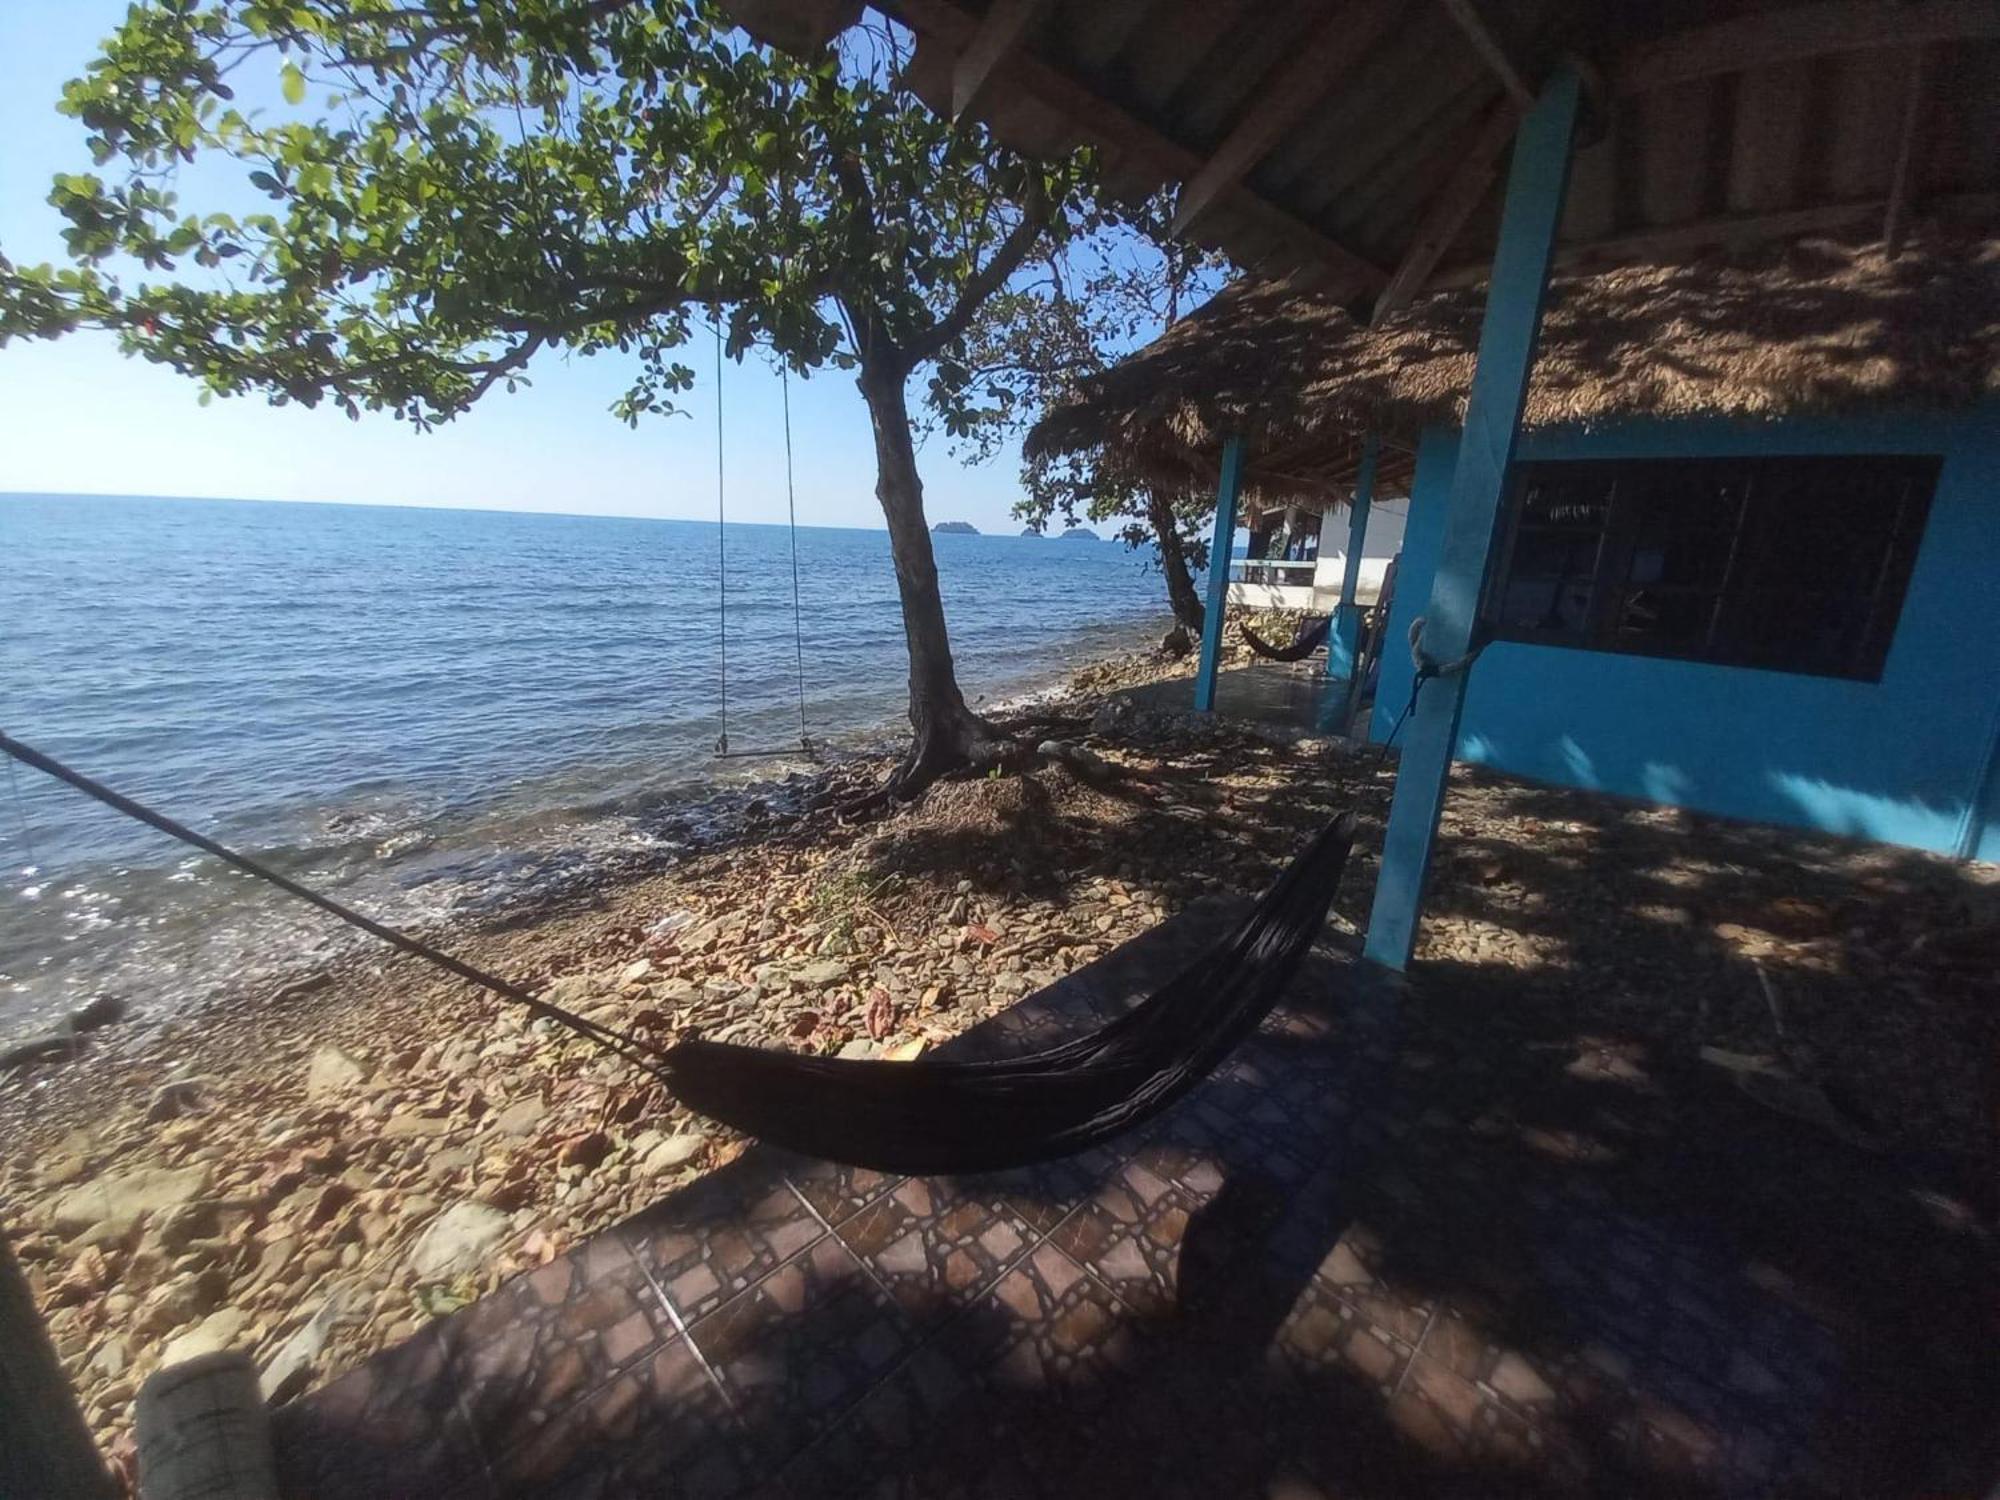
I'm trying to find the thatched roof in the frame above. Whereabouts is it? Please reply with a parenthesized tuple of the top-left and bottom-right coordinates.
(1028, 235, 2000, 503)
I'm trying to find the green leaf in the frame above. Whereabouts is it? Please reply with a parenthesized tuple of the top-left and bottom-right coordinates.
(280, 62, 305, 107)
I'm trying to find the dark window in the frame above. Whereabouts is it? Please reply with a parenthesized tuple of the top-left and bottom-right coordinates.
(1483, 455, 1937, 681)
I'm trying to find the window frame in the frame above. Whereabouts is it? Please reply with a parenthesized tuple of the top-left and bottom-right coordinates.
(1480, 453, 1939, 684)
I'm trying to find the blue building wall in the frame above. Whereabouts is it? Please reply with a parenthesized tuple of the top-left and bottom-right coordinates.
(1374, 407, 2000, 861)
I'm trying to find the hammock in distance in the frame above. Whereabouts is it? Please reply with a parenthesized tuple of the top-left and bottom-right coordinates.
(1242, 615, 1331, 662)
(0, 730, 1355, 1177)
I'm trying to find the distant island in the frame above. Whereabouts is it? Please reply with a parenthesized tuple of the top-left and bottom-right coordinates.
(932, 520, 979, 535)
(1060, 527, 1099, 541)
(1019, 526, 1041, 537)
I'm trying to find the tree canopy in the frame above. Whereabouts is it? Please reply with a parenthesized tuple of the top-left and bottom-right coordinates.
(0, 0, 1092, 429)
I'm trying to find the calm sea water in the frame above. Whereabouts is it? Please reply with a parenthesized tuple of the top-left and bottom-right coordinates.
(0, 493, 1167, 1040)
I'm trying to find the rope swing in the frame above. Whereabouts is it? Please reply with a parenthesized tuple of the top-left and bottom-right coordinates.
(710, 311, 819, 762)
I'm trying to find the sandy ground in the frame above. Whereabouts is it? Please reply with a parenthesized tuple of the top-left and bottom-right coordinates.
(3, 629, 1994, 1482)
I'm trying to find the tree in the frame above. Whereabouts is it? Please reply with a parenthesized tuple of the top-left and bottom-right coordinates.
(943, 200, 1226, 647)
(0, 0, 1102, 797)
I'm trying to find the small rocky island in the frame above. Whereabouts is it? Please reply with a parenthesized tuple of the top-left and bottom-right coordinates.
(1060, 527, 1100, 541)
(932, 520, 979, 535)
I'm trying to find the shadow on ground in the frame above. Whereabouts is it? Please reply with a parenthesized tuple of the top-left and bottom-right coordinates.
(271, 891, 2000, 1499)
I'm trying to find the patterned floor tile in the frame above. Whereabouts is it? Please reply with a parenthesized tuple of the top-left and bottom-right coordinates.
(687, 1232, 917, 1460)
(623, 1158, 826, 1322)
(484, 1337, 747, 1500)
(949, 1144, 1118, 1235)
(768, 1346, 988, 1499)
(440, 1235, 675, 1460)
(1047, 1179, 1200, 1316)
(1271, 1276, 1419, 1401)
(833, 1174, 1036, 1323)
(935, 1243, 1146, 1398)
(775, 1152, 902, 1229)
(273, 1325, 487, 1500)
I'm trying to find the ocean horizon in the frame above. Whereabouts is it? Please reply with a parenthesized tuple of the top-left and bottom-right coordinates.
(0, 491, 1169, 1041)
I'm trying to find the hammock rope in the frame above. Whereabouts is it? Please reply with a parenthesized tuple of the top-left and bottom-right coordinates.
(0, 729, 1357, 1174)
(0, 730, 668, 1079)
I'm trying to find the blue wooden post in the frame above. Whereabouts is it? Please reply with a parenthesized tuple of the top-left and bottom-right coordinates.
(1193, 434, 1246, 713)
(1319, 432, 1379, 732)
(1364, 65, 1580, 970)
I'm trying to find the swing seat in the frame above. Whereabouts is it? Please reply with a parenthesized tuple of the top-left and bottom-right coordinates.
(714, 733, 823, 761)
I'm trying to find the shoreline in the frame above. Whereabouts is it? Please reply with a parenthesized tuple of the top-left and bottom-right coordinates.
(0, 630, 1210, 1147)
(0, 612, 1176, 1053)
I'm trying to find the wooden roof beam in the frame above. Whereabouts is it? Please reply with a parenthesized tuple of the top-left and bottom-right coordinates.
(951, 0, 1054, 120)
(1370, 100, 1519, 324)
(888, 0, 1391, 290)
(1615, 0, 2000, 93)
(1437, 0, 1535, 111)
(1167, 0, 1402, 239)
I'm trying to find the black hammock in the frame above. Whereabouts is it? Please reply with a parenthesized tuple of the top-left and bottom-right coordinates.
(0, 730, 1353, 1177)
(663, 811, 1355, 1173)
(1242, 615, 1331, 662)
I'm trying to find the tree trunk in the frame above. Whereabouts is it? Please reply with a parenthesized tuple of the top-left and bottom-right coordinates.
(857, 360, 1004, 795)
(1147, 488, 1205, 635)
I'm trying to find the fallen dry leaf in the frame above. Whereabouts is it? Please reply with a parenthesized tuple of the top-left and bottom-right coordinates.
(866, 989, 896, 1041)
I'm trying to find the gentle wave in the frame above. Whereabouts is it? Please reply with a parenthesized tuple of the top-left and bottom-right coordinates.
(0, 493, 1167, 1039)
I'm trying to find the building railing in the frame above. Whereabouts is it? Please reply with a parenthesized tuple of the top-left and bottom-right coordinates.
(1229, 558, 1318, 587)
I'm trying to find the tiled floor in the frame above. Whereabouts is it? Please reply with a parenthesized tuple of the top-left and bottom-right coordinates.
(273, 903, 1999, 1499)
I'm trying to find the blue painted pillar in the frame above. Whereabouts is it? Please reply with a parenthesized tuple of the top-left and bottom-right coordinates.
(1193, 434, 1246, 713)
(1959, 691, 2000, 860)
(1319, 432, 1379, 732)
(1364, 65, 1580, 970)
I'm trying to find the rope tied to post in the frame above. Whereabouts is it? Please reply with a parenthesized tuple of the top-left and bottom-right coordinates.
(1377, 615, 1491, 759)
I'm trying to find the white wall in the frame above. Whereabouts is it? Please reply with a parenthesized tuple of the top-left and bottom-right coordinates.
(1312, 496, 1408, 603)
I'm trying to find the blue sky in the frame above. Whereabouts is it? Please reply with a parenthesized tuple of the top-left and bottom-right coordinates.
(0, 1, 1037, 532)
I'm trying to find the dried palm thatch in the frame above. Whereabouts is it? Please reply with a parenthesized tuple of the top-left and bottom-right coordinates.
(1027, 235, 2000, 501)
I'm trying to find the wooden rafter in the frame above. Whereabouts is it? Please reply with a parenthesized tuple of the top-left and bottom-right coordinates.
(1437, 0, 1535, 111)
(1882, 45, 1931, 258)
(886, 0, 1390, 290)
(951, 0, 1053, 119)
(1614, 0, 2000, 94)
(1371, 100, 1519, 324)
(1167, 0, 1402, 238)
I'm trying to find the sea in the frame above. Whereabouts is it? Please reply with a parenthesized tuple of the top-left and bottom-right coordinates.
(0, 493, 1168, 1043)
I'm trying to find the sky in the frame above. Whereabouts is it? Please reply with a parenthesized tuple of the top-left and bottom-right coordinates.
(0, 1, 1040, 532)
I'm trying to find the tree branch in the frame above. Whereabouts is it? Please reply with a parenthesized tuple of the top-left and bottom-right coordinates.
(903, 178, 1049, 367)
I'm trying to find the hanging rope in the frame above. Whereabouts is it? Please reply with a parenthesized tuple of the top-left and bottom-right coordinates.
(709, 327, 816, 760)
(781, 364, 809, 747)
(1375, 615, 1491, 762)
(4, 751, 37, 871)
(713, 315, 730, 757)
(0, 730, 669, 1080)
